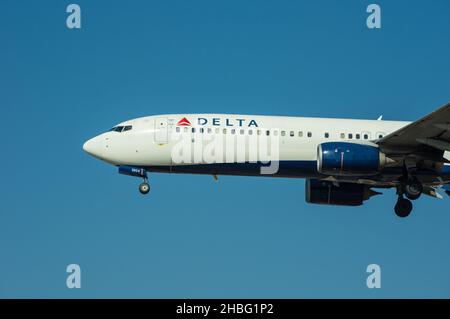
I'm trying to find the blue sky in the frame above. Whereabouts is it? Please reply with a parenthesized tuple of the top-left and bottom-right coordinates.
(1, 0, 450, 298)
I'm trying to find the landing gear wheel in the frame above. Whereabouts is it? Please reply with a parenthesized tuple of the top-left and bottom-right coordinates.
(394, 197, 413, 218)
(139, 182, 150, 195)
(404, 179, 423, 200)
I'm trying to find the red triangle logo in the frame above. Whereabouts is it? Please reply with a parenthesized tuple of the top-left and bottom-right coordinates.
(177, 117, 191, 126)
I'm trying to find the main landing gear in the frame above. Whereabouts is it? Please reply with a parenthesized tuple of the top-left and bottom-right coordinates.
(394, 177, 423, 218)
(394, 196, 413, 218)
(404, 178, 423, 200)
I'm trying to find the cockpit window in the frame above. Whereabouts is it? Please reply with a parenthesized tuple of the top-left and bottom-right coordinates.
(109, 126, 124, 132)
(108, 125, 132, 133)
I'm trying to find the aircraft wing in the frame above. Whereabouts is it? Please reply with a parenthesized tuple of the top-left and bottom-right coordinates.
(377, 102, 450, 156)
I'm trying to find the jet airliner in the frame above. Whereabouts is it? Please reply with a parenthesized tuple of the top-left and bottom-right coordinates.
(83, 102, 450, 218)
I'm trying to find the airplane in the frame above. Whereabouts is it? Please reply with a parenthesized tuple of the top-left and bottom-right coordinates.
(83, 102, 450, 218)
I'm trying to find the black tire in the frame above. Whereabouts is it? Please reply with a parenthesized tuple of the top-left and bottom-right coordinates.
(394, 198, 413, 218)
(139, 182, 150, 195)
(405, 191, 421, 200)
(404, 179, 423, 200)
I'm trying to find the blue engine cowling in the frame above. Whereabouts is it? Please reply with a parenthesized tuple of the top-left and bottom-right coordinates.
(317, 142, 388, 176)
(305, 179, 377, 206)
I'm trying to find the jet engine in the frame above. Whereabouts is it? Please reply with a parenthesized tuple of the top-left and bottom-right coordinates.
(317, 142, 394, 176)
(305, 179, 380, 206)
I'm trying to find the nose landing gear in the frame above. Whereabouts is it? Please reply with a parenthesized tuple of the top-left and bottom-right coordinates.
(117, 166, 151, 195)
(139, 179, 150, 195)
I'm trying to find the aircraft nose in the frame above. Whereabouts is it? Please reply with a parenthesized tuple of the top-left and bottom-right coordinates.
(83, 136, 103, 158)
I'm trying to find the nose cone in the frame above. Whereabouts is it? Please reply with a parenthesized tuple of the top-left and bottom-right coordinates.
(83, 136, 103, 159)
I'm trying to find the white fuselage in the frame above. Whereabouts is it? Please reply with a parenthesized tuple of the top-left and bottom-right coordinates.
(83, 114, 413, 170)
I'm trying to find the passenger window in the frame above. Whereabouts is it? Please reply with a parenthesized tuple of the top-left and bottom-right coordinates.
(266, 130, 270, 136)
(274, 130, 278, 136)
(184, 127, 188, 133)
(176, 127, 180, 133)
(249, 130, 253, 135)
(200, 128, 204, 133)
(215, 128, 220, 134)
(231, 129, 236, 134)
(281, 131, 286, 136)
(290, 131, 294, 137)
(298, 131, 303, 137)
(240, 129, 245, 135)
(379, 134, 383, 138)
(340, 133, 345, 139)
(223, 128, 227, 134)
(257, 130, 261, 135)
(325, 133, 329, 138)
(348, 133, 353, 139)
(192, 128, 196, 133)
(207, 128, 212, 134)
(364, 134, 368, 140)
(356, 134, 360, 139)
(307, 132, 312, 137)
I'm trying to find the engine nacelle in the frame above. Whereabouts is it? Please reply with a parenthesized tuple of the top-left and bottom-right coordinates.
(317, 142, 392, 176)
(305, 179, 379, 206)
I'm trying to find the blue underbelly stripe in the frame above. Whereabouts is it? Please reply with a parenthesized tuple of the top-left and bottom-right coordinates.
(144, 161, 450, 180)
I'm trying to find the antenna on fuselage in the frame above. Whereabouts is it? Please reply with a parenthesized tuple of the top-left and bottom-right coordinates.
(377, 115, 383, 121)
